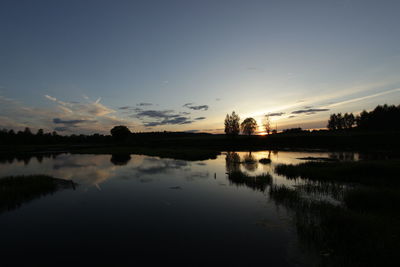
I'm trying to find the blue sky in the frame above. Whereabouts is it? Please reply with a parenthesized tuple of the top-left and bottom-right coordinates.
(1, 0, 400, 134)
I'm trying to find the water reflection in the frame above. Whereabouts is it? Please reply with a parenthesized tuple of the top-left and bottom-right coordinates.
(0, 175, 76, 214)
(110, 154, 131, 165)
(242, 152, 258, 172)
(0, 150, 377, 266)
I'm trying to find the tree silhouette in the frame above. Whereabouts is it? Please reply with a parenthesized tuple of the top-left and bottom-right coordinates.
(224, 111, 240, 136)
(343, 113, 355, 129)
(263, 115, 271, 135)
(110, 125, 131, 141)
(241, 117, 257, 135)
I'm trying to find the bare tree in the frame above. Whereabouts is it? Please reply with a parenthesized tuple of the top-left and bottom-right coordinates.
(241, 117, 258, 135)
(263, 115, 271, 135)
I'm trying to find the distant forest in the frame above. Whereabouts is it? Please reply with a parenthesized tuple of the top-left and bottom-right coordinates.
(0, 104, 399, 145)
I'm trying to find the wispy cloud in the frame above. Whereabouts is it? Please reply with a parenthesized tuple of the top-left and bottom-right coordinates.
(325, 88, 400, 109)
(291, 108, 330, 114)
(143, 116, 193, 127)
(137, 102, 152, 106)
(267, 112, 285, 117)
(132, 109, 194, 127)
(183, 103, 209, 111)
(45, 94, 115, 117)
(194, 117, 206, 120)
(53, 118, 96, 126)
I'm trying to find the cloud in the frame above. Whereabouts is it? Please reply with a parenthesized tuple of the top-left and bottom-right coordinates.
(194, 117, 206, 120)
(291, 108, 330, 114)
(288, 115, 296, 118)
(325, 88, 400, 108)
(119, 106, 131, 110)
(267, 112, 285, 117)
(136, 110, 179, 119)
(137, 102, 152, 106)
(132, 109, 195, 127)
(54, 127, 68, 132)
(143, 116, 193, 127)
(45, 95, 57, 102)
(247, 67, 264, 72)
(183, 103, 209, 111)
(45, 94, 115, 117)
(53, 118, 96, 125)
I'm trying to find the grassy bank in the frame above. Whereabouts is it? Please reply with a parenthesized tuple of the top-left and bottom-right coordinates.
(270, 159, 400, 266)
(275, 159, 400, 185)
(1, 130, 400, 157)
(0, 175, 76, 213)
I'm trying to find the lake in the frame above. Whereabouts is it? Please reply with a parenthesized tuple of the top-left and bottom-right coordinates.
(0, 150, 359, 266)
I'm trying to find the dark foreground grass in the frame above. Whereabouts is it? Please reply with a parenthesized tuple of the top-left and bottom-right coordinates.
(270, 159, 400, 266)
(0, 175, 76, 213)
(227, 171, 272, 192)
(269, 184, 400, 267)
(275, 159, 400, 185)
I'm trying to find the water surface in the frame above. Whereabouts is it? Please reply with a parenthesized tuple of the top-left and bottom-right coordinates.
(0, 151, 356, 266)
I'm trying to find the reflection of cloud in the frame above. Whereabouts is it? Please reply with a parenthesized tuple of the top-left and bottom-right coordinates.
(291, 108, 329, 115)
(183, 103, 209, 111)
(134, 158, 189, 176)
(185, 171, 209, 181)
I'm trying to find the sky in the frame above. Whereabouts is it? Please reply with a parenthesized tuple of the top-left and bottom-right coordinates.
(1, 0, 400, 134)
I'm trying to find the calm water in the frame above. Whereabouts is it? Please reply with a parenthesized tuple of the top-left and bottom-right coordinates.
(0, 151, 357, 266)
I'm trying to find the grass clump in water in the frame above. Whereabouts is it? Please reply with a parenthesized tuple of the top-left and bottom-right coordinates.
(227, 171, 272, 192)
(0, 175, 76, 213)
(274, 159, 400, 185)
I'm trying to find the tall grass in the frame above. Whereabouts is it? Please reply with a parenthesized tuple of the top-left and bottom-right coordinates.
(275, 159, 400, 185)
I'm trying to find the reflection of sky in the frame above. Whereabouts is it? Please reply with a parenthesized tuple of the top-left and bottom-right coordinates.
(0, 151, 357, 189)
(0, 150, 359, 265)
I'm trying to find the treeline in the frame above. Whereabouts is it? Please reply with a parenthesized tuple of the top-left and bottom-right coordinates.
(327, 104, 400, 131)
(0, 127, 212, 145)
(0, 128, 112, 145)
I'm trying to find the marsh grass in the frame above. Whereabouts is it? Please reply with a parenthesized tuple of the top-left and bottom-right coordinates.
(269, 157, 400, 267)
(0, 175, 76, 213)
(275, 160, 400, 185)
(269, 184, 400, 266)
(227, 171, 272, 192)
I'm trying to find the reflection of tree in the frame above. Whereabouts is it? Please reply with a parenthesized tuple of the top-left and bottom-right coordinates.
(329, 152, 355, 161)
(242, 152, 258, 172)
(227, 171, 272, 192)
(0, 175, 76, 214)
(0, 153, 62, 165)
(225, 152, 241, 173)
(110, 154, 132, 166)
